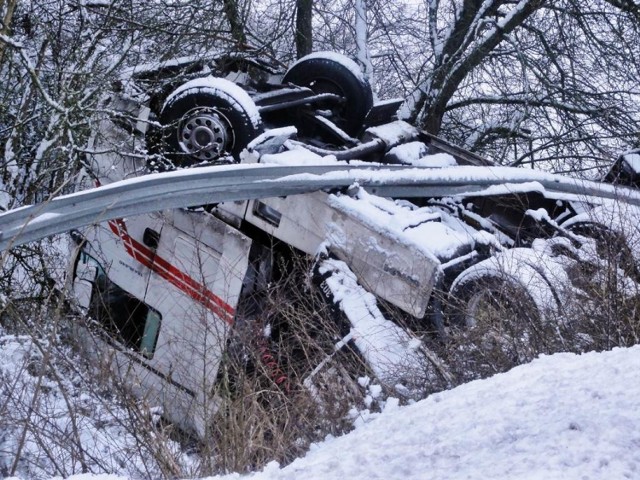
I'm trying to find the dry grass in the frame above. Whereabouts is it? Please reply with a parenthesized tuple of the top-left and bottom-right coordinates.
(204, 256, 369, 474)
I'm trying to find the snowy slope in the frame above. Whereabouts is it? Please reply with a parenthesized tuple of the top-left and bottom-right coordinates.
(48, 346, 640, 480)
(212, 346, 640, 480)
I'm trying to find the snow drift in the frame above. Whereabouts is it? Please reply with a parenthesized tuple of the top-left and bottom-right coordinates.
(37, 345, 640, 480)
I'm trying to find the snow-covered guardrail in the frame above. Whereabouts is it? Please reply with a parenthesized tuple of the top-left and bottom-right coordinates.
(1, 163, 639, 251)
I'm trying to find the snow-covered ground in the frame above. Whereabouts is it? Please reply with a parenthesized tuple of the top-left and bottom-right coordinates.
(35, 345, 640, 480)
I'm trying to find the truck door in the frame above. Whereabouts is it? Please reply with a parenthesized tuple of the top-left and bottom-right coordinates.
(139, 209, 252, 436)
(69, 209, 252, 437)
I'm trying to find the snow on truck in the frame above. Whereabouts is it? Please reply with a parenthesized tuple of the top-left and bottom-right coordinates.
(2, 51, 640, 436)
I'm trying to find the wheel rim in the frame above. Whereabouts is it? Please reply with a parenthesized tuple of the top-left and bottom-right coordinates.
(465, 286, 504, 328)
(450, 280, 541, 369)
(177, 108, 234, 161)
(308, 77, 347, 121)
(461, 285, 520, 345)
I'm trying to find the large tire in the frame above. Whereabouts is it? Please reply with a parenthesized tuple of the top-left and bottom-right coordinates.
(561, 208, 640, 281)
(283, 51, 373, 136)
(153, 77, 263, 169)
(445, 249, 564, 379)
(559, 209, 640, 349)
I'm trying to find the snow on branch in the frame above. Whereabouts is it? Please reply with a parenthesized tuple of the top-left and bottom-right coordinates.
(0, 34, 65, 114)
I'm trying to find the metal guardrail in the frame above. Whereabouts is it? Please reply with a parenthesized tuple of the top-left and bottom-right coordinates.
(1, 163, 639, 251)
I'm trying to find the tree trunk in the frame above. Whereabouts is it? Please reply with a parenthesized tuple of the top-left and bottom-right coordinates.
(0, 0, 18, 63)
(354, 0, 373, 82)
(222, 0, 247, 46)
(296, 0, 313, 58)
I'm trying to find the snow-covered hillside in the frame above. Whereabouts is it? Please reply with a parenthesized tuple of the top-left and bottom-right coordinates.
(213, 346, 640, 480)
(40, 345, 640, 480)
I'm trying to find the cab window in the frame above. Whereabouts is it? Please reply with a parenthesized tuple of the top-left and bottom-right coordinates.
(76, 251, 161, 359)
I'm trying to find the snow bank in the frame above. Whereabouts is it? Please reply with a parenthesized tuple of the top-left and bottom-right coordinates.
(0, 333, 192, 479)
(51, 346, 640, 480)
(212, 346, 640, 480)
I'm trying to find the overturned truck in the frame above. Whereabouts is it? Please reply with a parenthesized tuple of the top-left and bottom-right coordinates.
(3, 51, 640, 437)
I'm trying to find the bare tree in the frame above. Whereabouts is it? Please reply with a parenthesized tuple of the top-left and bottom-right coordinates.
(0, 0, 17, 62)
(400, 0, 544, 133)
(359, 0, 640, 170)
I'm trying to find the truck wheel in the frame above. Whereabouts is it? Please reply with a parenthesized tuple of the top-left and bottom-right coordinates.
(155, 77, 263, 168)
(283, 52, 373, 136)
(562, 219, 639, 280)
(445, 249, 562, 377)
